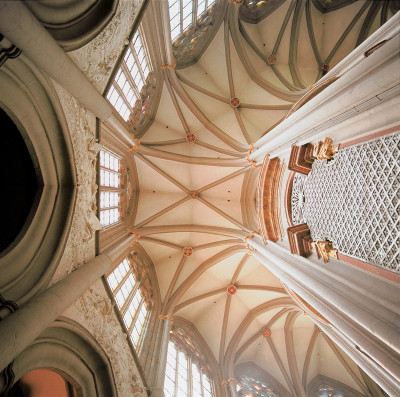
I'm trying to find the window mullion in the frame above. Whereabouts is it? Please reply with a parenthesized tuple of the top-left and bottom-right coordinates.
(136, 305, 150, 352)
(112, 81, 133, 113)
(180, 0, 184, 36)
(99, 186, 120, 192)
(120, 280, 140, 316)
(111, 269, 132, 295)
(128, 43, 145, 96)
(175, 345, 179, 397)
(188, 356, 193, 397)
(200, 368, 204, 397)
(100, 206, 120, 212)
(120, 60, 140, 99)
(100, 167, 120, 175)
(192, 0, 197, 26)
(127, 294, 144, 334)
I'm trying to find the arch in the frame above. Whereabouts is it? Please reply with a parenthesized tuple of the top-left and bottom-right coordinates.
(11, 317, 117, 397)
(0, 56, 76, 305)
(0, 107, 40, 254)
(235, 361, 290, 397)
(167, 0, 227, 69)
(164, 316, 223, 397)
(102, 240, 162, 381)
(24, 0, 119, 51)
(17, 369, 80, 397)
(307, 374, 365, 397)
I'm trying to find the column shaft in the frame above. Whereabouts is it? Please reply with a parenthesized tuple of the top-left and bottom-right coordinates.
(0, 233, 137, 373)
(247, 236, 400, 395)
(249, 16, 400, 161)
(155, 318, 172, 389)
(0, 254, 111, 373)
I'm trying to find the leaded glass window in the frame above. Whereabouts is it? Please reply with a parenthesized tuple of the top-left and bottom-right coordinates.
(106, 256, 152, 351)
(106, 31, 152, 122)
(168, 0, 216, 41)
(99, 150, 124, 227)
(237, 374, 279, 397)
(164, 328, 214, 397)
(316, 385, 344, 397)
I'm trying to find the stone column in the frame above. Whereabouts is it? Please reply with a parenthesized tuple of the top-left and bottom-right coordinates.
(0, 233, 137, 373)
(0, 1, 138, 147)
(0, 254, 110, 373)
(247, 235, 400, 396)
(152, 317, 173, 397)
(249, 13, 400, 162)
(228, 380, 239, 397)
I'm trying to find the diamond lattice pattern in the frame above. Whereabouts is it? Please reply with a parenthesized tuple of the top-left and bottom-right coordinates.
(293, 133, 400, 272)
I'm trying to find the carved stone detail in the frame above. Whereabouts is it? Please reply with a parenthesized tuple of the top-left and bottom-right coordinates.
(127, 72, 157, 133)
(49, 81, 146, 395)
(50, 84, 98, 284)
(290, 173, 307, 225)
(63, 280, 146, 397)
(0, 34, 21, 67)
(68, 0, 141, 93)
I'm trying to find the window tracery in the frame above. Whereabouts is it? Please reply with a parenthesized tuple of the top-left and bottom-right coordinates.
(106, 253, 153, 350)
(106, 30, 156, 131)
(236, 374, 279, 397)
(164, 326, 214, 397)
(168, 0, 224, 67)
(316, 385, 344, 397)
(239, 0, 286, 24)
(168, 0, 216, 41)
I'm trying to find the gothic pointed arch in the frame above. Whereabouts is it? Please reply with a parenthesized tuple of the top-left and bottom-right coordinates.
(0, 56, 76, 305)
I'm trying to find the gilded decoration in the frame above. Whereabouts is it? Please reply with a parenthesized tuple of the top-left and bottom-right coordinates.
(313, 137, 339, 160)
(312, 241, 338, 263)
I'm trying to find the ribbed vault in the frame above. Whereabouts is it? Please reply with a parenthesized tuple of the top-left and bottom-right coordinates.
(101, 0, 397, 395)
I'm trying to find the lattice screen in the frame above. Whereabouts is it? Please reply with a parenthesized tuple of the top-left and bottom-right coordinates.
(292, 133, 400, 272)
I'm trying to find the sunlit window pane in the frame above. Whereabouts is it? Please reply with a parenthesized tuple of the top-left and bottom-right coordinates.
(168, 0, 216, 42)
(165, 333, 215, 397)
(106, 29, 151, 122)
(106, 256, 152, 354)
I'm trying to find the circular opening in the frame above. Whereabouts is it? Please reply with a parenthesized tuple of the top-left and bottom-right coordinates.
(0, 107, 41, 254)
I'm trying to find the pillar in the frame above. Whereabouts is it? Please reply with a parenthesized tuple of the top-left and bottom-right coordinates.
(247, 235, 400, 396)
(0, 233, 137, 373)
(153, 317, 173, 395)
(0, 1, 138, 147)
(0, 254, 111, 373)
(228, 380, 239, 397)
(249, 12, 400, 161)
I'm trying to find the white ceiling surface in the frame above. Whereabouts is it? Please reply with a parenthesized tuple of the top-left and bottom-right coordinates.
(132, 1, 386, 393)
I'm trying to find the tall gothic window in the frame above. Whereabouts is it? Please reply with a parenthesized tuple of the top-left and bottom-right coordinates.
(106, 30, 153, 122)
(164, 327, 214, 397)
(106, 255, 153, 350)
(168, 0, 216, 41)
(236, 374, 278, 397)
(99, 150, 125, 227)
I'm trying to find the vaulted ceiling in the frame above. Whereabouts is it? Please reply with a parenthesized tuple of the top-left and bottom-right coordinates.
(105, 0, 397, 395)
